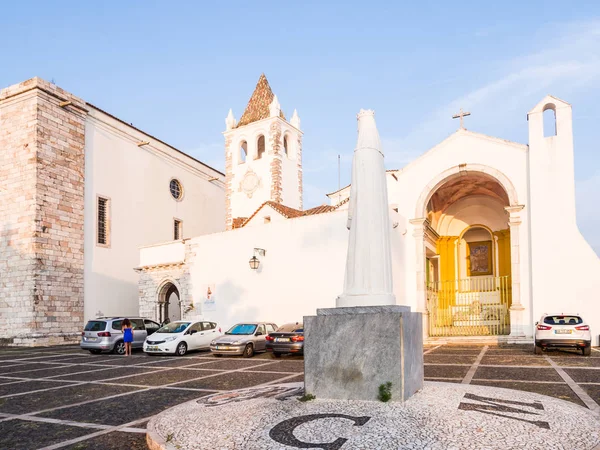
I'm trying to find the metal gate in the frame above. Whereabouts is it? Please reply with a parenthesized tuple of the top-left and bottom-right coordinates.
(427, 276, 511, 337)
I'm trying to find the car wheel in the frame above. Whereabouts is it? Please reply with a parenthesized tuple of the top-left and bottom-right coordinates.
(89, 349, 102, 355)
(534, 342, 543, 355)
(176, 342, 188, 356)
(583, 346, 591, 356)
(272, 352, 282, 358)
(113, 341, 126, 355)
(243, 343, 254, 358)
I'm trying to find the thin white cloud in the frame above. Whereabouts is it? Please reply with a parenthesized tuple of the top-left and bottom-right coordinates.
(383, 20, 600, 165)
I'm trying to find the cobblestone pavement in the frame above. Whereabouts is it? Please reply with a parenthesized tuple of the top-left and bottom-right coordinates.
(0, 344, 598, 450)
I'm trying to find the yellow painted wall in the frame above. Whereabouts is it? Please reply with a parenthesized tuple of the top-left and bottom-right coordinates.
(436, 236, 458, 282)
(493, 229, 511, 277)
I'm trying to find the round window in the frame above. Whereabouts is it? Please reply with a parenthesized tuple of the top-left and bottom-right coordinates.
(170, 179, 183, 200)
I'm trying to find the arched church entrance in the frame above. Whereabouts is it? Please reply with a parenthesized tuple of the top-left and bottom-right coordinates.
(422, 171, 513, 337)
(157, 281, 181, 324)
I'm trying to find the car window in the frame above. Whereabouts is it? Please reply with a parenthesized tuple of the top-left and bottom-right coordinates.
(257, 324, 266, 335)
(226, 324, 257, 335)
(276, 323, 302, 333)
(157, 322, 191, 333)
(543, 315, 582, 325)
(130, 319, 145, 330)
(84, 321, 106, 331)
(190, 323, 203, 332)
(294, 328, 304, 333)
(145, 320, 160, 332)
(202, 322, 215, 331)
(266, 324, 276, 334)
(111, 320, 122, 330)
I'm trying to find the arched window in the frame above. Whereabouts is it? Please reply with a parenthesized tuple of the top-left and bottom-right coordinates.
(239, 141, 248, 164)
(543, 104, 557, 137)
(283, 135, 289, 156)
(256, 135, 265, 159)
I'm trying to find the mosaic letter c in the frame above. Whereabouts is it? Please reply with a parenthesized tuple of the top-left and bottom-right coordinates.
(269, 413, 371, 450)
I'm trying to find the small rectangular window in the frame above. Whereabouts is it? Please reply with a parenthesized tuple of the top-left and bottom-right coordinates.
(264, 216, 271, 224)
(97, 196, 110, 246)
(174, 219, 182, 240)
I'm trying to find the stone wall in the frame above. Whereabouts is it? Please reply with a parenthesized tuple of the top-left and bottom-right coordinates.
(0, 78, 86, 345)
(269, 121, 283, 203)
(224, 134, 233, 230)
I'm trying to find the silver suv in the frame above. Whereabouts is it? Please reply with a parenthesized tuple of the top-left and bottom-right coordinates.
(80, 317, 161, 355)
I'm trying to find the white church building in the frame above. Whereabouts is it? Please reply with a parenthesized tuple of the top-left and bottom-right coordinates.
(0, 77, 225, 345)
(137, 75, 600, 343)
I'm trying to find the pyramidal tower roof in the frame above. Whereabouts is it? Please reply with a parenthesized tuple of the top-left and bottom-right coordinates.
(236, 74, 285, 128)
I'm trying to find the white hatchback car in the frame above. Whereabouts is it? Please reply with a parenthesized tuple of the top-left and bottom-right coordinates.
(144, 320, 221, 356)
(534, 314, 592, 356)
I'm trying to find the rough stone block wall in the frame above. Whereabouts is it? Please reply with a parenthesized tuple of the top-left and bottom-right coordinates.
(138, 243, 196, 322)
(297, 134, 303, 210)
(269, 121, 283, 203)
(0, 78, 86, 346)
(224, 134, 233, 230)
(0, 83, 39, 345)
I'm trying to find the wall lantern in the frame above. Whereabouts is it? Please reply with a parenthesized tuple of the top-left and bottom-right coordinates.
(249, 248, 266, 270)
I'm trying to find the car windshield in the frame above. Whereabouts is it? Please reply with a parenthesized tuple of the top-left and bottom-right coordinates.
(84, 321, 106, 331)
(156, 322, 190, 333)
(226, 324, 257, 335)
(543, 315, 583, 325)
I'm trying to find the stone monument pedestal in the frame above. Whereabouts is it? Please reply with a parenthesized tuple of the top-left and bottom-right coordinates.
(304, 305, 423, 402)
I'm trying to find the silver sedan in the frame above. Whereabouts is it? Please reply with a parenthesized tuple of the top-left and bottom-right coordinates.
(210, 322, 277, 357)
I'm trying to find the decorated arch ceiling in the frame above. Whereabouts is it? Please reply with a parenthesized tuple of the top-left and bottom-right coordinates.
(427, 173, 510, 215)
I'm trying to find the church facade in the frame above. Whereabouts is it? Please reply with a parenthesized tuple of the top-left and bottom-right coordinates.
(138, 76, 600, 343)
(0, 78, 225, 345)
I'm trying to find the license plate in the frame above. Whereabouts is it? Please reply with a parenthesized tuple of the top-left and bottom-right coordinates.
(555, 329, 572, 334)
(148, 346, 159, 351)
(84, 337, 97, 342)
(216, 346, 230, 350)
(275, 338, 290, 342)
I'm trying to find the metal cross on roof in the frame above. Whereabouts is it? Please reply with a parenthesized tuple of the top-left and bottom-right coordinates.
(452, 108, 471, 129)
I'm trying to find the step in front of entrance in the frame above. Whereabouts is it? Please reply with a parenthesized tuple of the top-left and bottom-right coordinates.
(425, 335, 533, 345)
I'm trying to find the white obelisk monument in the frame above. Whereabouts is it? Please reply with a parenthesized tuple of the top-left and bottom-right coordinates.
(304, 110, 423, 402)
(337, 109, 395, 307)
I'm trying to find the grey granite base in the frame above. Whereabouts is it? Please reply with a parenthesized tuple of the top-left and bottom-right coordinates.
(304, 305, 423, 402)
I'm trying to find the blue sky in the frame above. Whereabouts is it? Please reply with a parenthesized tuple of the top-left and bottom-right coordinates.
(1, 1, 599, 253)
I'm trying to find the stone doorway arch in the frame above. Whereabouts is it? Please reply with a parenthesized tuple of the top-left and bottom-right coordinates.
(411, 165, 525, 338)
(157, 280, 182, 323)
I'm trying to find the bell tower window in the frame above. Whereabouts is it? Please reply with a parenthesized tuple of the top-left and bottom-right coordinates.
(543, 104, 557, 137)
(256, 135, 265, 159)
(239, 141, 248, 164)
(283, 135, 289, 156)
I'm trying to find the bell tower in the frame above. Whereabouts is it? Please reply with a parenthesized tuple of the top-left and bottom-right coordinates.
(223, 74, 303, 230)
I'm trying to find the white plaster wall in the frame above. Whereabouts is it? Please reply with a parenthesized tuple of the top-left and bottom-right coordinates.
(84, 108, 225, 321)
(139, 241, 186, 267)
(528, 98, 600, 344)
(281, 152, 300, 209)
(157, 210, 407, 332)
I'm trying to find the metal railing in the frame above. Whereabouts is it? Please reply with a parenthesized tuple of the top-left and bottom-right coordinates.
(426, 276, 511, 336)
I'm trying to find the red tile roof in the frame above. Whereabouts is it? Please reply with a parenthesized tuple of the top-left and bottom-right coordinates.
(236, 74, 285, 128)
(238, 198, 348, 228)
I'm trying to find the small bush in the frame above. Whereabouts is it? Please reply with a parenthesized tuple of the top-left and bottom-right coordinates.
(378, 382, 392, 402)
(299, 393, 316, 402)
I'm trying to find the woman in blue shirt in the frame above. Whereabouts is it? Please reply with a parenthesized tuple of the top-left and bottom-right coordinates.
(121, 318, 133, 356)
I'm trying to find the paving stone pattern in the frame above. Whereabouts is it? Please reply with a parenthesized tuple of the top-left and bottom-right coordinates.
(0, 344, 596, 450)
